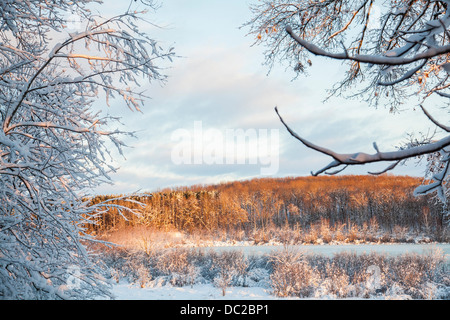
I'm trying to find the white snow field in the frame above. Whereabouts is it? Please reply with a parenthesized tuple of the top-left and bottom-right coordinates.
(112, 282, 275, 300)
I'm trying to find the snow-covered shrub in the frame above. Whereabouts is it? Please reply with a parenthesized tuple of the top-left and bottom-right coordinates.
(121, 252, 153, 285)
(210, 251, 248, 296)
(387, 250, 446, 299)
(346, 223, 360, 243)
(303, 225, 320, 244)
(246, 268, 271, 288)
(157, 248, 199, 287)
(392, 225, 410, 242)
(96, 246, 160, 287)
(319, 219, 333, 243)
(275, 226, 299, 245)
(251, 229, 271, 245)
(269, 247, 318, 297)
(136, 265, 153, 288)
(318, 262, 351, 298)
(333, 223, 347, 242)
(97, 244, 448, 299)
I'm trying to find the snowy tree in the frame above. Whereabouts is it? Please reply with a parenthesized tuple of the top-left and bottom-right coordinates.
(0, 0, 174, 299)
(244, 0, 450, 219)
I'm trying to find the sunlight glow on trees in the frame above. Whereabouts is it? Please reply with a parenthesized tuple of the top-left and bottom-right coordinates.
(244, 0, 450, 220)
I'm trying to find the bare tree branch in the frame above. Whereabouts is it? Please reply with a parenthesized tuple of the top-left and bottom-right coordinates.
(286, 26, 450, 66)
(368, 160, 402, 175)
(275, 106, 450, 172)
(419, 105, 450, 132)
(248, 0, 450, 224)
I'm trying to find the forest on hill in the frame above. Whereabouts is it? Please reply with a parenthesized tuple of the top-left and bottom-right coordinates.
(88, 175, 449, 243)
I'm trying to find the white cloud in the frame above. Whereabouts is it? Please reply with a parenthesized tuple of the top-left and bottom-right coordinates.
(90, 2, 430, 195)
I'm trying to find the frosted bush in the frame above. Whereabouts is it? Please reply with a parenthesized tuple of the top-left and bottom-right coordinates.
(319, 219, 333, 243)
(316, 262, 351, 298)
(386, 251, 444, 298)
(157, 249, 199, 287)
(269, 247, 319, 297)
(210, 251, 248, 295)
(98, 245, 448, 299)
(271, 260, 318, 297)
(136, 266, 152, 288)
(246, 268, 271, 288)
(393, 225, 409, 242)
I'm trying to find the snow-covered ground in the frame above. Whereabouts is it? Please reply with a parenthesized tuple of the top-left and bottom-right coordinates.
(111, 282, 397, 300)
(112, 282, 275, 300)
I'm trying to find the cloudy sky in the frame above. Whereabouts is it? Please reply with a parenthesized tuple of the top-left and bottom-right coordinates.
(89, 0, 432, 195)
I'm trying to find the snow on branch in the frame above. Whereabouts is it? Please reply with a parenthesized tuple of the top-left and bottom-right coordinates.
(419, 105, 450, 133)
(414, 150, 450, 203)
(275, 106, 450, 176)
(0, 1, 175, 299)
(248, 1, 450, 218)
(244, 0, 450, 109)
(285, 26, 450, 66)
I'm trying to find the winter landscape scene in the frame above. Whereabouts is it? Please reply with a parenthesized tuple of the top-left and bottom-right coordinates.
(1, 0, 450, 307)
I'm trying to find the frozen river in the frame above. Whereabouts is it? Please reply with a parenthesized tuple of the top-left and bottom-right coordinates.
(199, 243, 450, 261)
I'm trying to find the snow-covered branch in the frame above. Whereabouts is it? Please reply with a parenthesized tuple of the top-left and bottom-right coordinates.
(244, 0, 450, 108)
(247, 1, 450, 215)
(275, 106, 450, 175)
(285, 26, 450, 66)
(0, 0, 175, 299)
(419, 105, 450, 133)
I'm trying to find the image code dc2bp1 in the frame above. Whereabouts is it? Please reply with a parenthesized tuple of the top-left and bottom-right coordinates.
(179, 304, 268, 317)
(224, 304, 268, 315)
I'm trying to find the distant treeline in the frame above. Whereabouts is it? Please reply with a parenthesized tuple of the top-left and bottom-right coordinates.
(87, 175, 447, 240)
